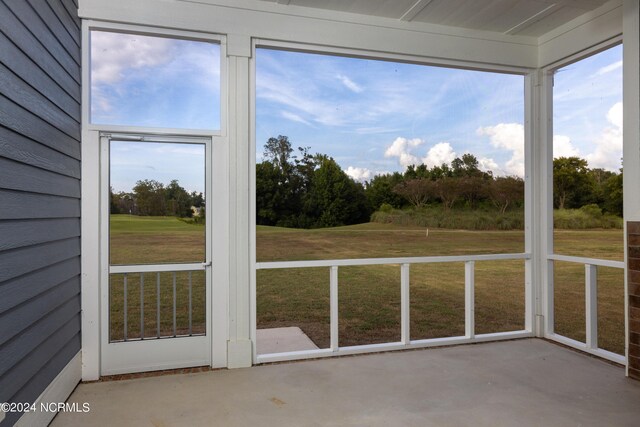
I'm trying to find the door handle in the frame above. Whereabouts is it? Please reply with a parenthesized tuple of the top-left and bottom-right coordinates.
(202, 261, 212, 267)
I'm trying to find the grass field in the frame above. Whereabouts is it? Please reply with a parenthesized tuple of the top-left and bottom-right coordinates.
(109, 215, 625, 354)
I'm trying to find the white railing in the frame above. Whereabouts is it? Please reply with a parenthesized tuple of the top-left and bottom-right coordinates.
(546, 254, 626, 365)
(109, 264, 207, 342)
(255, 253, 533, 363)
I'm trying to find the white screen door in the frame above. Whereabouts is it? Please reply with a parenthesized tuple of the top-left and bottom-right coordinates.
(100, 134, 212, 375)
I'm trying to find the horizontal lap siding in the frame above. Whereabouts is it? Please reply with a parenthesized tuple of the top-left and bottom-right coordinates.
(0, 0, 81, 426)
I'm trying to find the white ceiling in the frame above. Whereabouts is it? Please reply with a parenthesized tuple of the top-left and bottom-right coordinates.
(256, 0, 611, 37)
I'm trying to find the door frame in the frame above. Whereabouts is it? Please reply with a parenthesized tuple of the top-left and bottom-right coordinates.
(99, 133, 217, 375)
(80, 21, 229, 379)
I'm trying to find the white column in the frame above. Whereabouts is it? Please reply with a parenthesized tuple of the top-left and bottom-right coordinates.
(532, 65, 555, 338)
(524, 72, 537, 335)
(623, 0, 640, 376)
(226, 34, 253, 368)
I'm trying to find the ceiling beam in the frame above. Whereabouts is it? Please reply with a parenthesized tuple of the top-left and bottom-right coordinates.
(399, 0, 434, 22)
(504, 3, 560, 35)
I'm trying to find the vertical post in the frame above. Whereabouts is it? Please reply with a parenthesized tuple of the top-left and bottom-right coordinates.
(123, 274, 128, 341)
(401, 263, 410, 345)
(539, 68, 555, 338)
(330, 266, 339, 352)
(585, 264, 598, 350)
(465, 261, 475, 339)
(547, 260, 555, 335)
(524, 72, 535, 334)
(156, 272, 160, 338)
(140, 273, 144, 339)
(226, 34, 253, 368)
(173, 272, 177, 337)
(189, 271, 193, 336)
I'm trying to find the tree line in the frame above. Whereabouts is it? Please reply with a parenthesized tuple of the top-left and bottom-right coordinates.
(110, 179, 205, 218)
(257, 135, 623, 229)
(257, 136, 369, 228)
(110, 135, 623, 228)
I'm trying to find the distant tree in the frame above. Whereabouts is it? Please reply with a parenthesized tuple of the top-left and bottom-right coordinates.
(553, 157, 595, 209)
(429, 163, 453, 180)
(256, 161, 285, 225)
(165, 180, 193, 217)
(264, 135, 294, 175)
(191, 191, 205, 208)
(305, 157, 370, 227)
(365, 173, 405, 210)
(257, 136, 306, 226)
(588, 168, 616, 207)
(451, 153, 483, 178)
(603, 171, 623, 216)
(489, 176, 524, 214)
(110, 187, 121, 214)
(434, 177, 462, 210)
(133, 179, 166, 216)
(459, 176, 489, 208)
(393, 179, 434, 208)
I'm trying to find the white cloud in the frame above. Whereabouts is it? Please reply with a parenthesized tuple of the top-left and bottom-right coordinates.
(91, 31, 173, 85)
(608, 101, 623, 129)
(421, 142, 456, 168)
(257, 73, 347, 127)
(384, 138, 459, 170)
(337, 74, 363, 93)
(586, 102, 623, 171)
(281, 111, 312, 125)
(478, 157, 502, 175)
(553, 135, 580, 158)
(353, 127, 404, 135)
(345, 166, 372, 182)
(593, 60, 623, 77)
(384, 137, 423, 168)
(477, 123, 524, 177)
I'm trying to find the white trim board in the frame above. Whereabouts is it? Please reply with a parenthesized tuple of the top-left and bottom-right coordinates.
(78, 0, 538, 68)
(14, 352, 81, 427)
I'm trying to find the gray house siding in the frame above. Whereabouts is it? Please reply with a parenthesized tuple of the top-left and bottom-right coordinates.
(0, 0, 81, 425)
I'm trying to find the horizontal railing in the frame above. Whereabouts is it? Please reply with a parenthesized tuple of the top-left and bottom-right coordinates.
(546, 254, 625, 365)
(255, 253, 532, 363)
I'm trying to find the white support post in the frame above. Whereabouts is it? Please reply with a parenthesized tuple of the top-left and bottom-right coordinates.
(401, 263, 410, 345)
(546, 260, 555, 335)
(539, 67, 555, 337)
(524, 72, 535, 334)
(330, 266, 339, 352)
(585, 264, 598, 350)
(226, 34, 253, 368)
(465, 261, 475, 339)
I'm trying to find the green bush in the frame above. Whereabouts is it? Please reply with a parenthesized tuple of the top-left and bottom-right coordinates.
(554, 208, 622, 229)
(371, 205, 622, 230)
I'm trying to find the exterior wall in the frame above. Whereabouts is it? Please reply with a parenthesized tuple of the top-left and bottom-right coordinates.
(0, 0, 82, 424)
(629, 222, 640, 379)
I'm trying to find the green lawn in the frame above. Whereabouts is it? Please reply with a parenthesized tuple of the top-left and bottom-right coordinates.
(108, 215, 625, 354)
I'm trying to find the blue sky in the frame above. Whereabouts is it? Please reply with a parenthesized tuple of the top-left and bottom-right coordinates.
(256, 49, 525, 179)
(553, 45, 623, 171)
(92, 31, 622, 192)
(110, 141, 205, 195)
(91, 30, 220, 129)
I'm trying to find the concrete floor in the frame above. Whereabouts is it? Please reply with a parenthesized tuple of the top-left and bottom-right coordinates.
(256, 327, 319, 354)
(54, 339, 640, 427)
